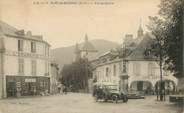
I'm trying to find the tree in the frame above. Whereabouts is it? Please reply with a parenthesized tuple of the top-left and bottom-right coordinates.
(148, 17, 167, 101)
(148, 0, 184, 100)
(60, 59, 92, 92)
(148, 0, 183, 78)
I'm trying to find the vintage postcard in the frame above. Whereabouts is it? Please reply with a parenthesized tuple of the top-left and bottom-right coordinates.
(0, 0, 183, 113)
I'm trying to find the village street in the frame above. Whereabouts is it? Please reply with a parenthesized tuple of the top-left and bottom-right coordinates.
(0, 93, 182, 113)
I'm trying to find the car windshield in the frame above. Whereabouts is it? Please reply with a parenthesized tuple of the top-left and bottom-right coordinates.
(106, 85, 117, 90)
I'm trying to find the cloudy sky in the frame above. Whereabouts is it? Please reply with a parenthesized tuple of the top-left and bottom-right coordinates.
(0, 0, 160, 49)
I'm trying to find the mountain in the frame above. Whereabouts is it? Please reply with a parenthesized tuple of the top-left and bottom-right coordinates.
(51, 39, 120, 69)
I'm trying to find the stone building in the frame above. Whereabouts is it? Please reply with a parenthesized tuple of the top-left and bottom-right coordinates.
(92, 25, 178, 94)
(125, 33, 177, 94)
(0, 21, 51, 98)
(91, 51, 129, 92)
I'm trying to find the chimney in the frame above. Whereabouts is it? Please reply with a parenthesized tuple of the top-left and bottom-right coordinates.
(125, 34, 133, 39)
(26, 31, 32, 36)
(15, 29, 25, 35)
(122, 34, 133, 47)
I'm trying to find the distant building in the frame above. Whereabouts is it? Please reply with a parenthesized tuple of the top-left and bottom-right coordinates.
(137, 23, 144, 38)
(73, 34, 97, 93)
(0, 21, 51, 98)
(81, 34, 97, 59)
(74, 34, 97, 62)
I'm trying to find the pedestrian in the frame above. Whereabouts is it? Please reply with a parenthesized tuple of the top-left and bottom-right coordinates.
(63, 85, 67, 94)
(60, 84, 63, 94)
(93, 85, 97, 97)
(57, 83, 61, 94)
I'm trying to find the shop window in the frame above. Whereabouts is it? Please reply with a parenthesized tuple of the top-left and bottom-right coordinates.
(18, 40, 24, 51)
(31, 42, 36, 53)
(40, 81, 44, 88)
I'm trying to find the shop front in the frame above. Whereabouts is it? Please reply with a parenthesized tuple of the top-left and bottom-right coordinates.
(6, 76, 50, 97)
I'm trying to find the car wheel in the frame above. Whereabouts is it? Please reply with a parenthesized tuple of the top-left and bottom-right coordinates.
(123, 95, 128, 103)
(112, 95, 118, 103)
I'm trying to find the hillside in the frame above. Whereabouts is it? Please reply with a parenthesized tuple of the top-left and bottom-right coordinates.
(51, 39, 120, 69)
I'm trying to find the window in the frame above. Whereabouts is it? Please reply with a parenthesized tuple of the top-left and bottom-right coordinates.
(113, 65, 116, 76)
(45, 61, 49, 76)
(106, 67, 110, 77)
(40, 81, 44, 88)
(18, 58, 24, 74)
(148, 63, 155, 76)
(133, 62, 140, 76)
(45, 45, 49, 56)
(31, 42, 36, 53)
(18, 40, 23, 51)
(122, 61, 127, 73)
(31, 60, 37, 76)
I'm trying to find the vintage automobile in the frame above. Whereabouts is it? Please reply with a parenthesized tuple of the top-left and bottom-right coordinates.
(127, 90, 145, 99)
(93, 85, 128, 103)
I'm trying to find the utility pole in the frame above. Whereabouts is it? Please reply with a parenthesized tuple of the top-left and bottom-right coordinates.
(182, 1, 184, 84)
(159, 41, 163, 101)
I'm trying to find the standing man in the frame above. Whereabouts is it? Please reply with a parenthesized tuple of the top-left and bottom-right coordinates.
(57, 83, 62, 94)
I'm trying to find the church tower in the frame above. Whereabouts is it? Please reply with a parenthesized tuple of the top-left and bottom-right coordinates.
(137, 21, 144, 38)
(81, 34, 97, 59)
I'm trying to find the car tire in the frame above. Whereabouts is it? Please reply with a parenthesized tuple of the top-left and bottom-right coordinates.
(112, 95, 118, 103)
(123, 95, 128, 103)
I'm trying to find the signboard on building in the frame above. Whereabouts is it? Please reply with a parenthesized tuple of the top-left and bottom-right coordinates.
(25, 78, 36, 83)
(16, 82, 21, 87)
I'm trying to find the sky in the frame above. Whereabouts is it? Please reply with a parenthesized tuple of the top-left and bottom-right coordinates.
(0, 0, 160, 49)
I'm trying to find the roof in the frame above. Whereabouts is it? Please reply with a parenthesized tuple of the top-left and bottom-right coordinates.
(0, 20, 50, 46)
(74, 43, 81, 53)
(99, 49, 118, 57)
(126, 33, 157, 61)
(81, 34, 97, 52)
(0, 21, 18, 36)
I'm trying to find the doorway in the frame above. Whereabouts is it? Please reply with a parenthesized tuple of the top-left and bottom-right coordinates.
(137, 81, 143, 91)
(7, 82, 16, 97)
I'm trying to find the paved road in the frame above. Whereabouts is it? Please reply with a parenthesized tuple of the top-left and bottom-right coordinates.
(0, 93, 181, 113)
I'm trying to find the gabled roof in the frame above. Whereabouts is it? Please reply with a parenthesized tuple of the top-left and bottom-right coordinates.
(0, 21, 18, 36)
(0, 20, 50, 46)
(126, 33, 157, 61)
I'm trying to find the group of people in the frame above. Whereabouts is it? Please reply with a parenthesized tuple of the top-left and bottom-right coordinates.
(57, 83, 67, 94)
(93, 86, 109, 99)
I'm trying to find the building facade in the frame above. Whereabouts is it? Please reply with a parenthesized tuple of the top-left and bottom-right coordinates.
(50, 61, 59, 94)
(126, 34, 177, 94)
(0, 21, 51, 98)
(92, 26, 178, 94)
(91, 50, 129, 92)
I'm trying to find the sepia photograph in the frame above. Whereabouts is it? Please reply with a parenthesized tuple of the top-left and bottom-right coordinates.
(0, 0, 183, 113)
